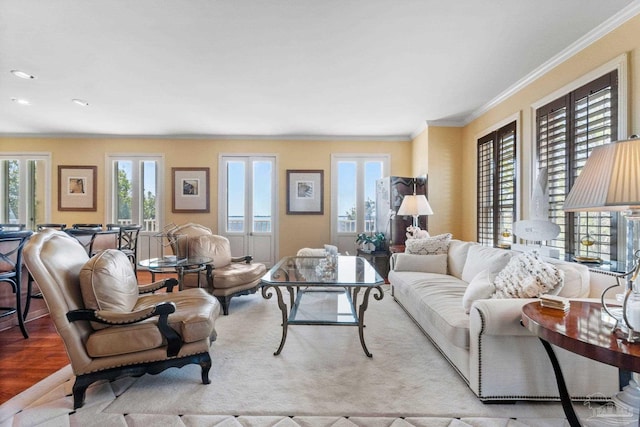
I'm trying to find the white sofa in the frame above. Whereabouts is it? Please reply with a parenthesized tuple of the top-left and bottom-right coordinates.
(388, 239, 620, 402)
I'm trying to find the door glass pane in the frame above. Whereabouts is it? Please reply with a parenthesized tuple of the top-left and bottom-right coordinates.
(227, 161, 245, 232)
(115, 161, 133, 226)
(337, 161, 357, 232)
(1, 160, 19, 223)
(253, 160, 272, 232)
(142, 161, 157, 232)
(364, 161, 383, 232)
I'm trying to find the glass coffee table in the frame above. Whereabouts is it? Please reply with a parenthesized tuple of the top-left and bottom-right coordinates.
(139, 256, 212, 290)
(260, 255, 384, 357)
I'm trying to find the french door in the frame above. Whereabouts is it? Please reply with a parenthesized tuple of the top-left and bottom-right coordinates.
(218, 155, 277, 267)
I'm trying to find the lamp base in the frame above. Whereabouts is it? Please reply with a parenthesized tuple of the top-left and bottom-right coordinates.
(612, 379, 640, 416)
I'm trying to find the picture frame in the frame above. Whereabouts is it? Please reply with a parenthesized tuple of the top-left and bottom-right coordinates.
(172, 167, 210, 213)
(58, 165, 97, 211)
(287, 169, 324, 215)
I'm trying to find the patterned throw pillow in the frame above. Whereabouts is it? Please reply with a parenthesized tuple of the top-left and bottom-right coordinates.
(405, 233, 452, 255)
(492, 251, 564, 299)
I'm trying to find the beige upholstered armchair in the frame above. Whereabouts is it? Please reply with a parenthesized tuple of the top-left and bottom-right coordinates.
(23, 229, 220, 409)
(168, 223, 267, 315)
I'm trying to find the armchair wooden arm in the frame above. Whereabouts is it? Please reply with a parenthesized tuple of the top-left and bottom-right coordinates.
(66, 302, 182, 357)
(138, 277, 179, 294)
(231, 255, 253, 264)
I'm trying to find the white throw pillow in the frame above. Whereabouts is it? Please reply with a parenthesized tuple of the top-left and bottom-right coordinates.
(460, 245, 512, 283)
(462, 269, 495, 313)
(394, 253, 447, 274)
(405, 233, 452, 255)
(492, 251, 564, 299)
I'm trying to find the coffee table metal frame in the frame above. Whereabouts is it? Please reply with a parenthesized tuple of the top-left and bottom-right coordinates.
(261, 256, 384, 357)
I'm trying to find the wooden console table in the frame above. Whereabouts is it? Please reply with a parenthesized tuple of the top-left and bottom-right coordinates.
(522, 301, 640, 426)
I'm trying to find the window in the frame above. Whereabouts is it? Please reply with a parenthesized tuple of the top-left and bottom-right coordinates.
(108, 155, 162, 232)
(331, 154, 389, 250)
(0, 154, 50, 229)
(477, 121, 517, 247)
(536, 70, 618, 262)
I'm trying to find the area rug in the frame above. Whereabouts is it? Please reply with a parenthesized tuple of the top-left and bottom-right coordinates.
(2, 286, 605, 426)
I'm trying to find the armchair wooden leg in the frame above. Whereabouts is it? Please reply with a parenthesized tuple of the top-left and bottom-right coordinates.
(72, 376, 91, 409)
(217, 296, 231, 315)
(200, 353, 212, 384)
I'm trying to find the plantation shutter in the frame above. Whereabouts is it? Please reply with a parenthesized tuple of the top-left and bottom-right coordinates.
(477, 135, 494, 245)
(536, 70, 618, 261)
(477, 121, 516, 246)
(496, 122, 516, 245)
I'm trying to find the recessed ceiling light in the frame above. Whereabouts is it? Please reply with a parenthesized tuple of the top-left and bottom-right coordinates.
(72, 98, 89, 106)
(10, 70, 35, 79)
(11, 97, 31, 105)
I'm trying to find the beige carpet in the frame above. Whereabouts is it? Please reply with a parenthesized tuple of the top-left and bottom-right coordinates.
(0, 286, 613, 426)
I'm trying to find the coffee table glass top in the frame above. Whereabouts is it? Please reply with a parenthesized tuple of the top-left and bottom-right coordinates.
(261, 255, 384, 287)
(139, 256, 212, 269)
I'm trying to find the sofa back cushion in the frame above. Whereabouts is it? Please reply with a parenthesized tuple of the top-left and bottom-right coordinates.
(543, 256, 590, 298)
(461, 244, 513, 283)
(394, 253, 448, 275)
(447, 240, 473, 279)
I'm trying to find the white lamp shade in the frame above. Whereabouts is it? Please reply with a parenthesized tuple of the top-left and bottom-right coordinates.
(564, 137, 640, 212)
(397, 195, 433, 216)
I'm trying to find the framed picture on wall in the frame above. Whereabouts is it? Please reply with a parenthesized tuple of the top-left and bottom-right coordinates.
(172, 167, 210, 213)
(58, 165, 97, 211)
(287, 169, 324, 214)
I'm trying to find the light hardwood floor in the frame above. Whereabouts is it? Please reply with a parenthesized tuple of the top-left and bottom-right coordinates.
(0, 270, 167, 404)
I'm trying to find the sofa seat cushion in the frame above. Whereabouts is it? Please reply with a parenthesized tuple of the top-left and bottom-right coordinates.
(212, 262, 267, 289)
(391, 271, 470, 349)
(86, 288, 219, 357)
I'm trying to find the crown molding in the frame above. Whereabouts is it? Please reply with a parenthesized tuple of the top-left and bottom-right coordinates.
(462, 0, 640, 126)
(0, 132, 412, 142)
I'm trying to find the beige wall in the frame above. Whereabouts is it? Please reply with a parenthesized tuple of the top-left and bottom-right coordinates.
(409, 126, 464, 238)
(0, 136, 412, 257)
(457, 14, 640, 241)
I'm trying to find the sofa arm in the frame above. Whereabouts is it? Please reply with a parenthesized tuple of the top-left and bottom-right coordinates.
(389, 253, 399, 271)
(470, 298, 539, 337)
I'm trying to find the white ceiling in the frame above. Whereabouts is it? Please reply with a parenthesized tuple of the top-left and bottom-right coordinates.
(1, 0, 638, 140)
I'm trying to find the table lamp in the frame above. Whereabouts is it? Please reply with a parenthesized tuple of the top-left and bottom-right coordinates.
(397, 194, 433, 229)
(564, 135, 640, 341)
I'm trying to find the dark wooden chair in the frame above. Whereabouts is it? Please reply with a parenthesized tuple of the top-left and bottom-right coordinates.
(107, 224, 142, 275)
(0, 230, 33, 338)
(66, 228, 118, 257)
